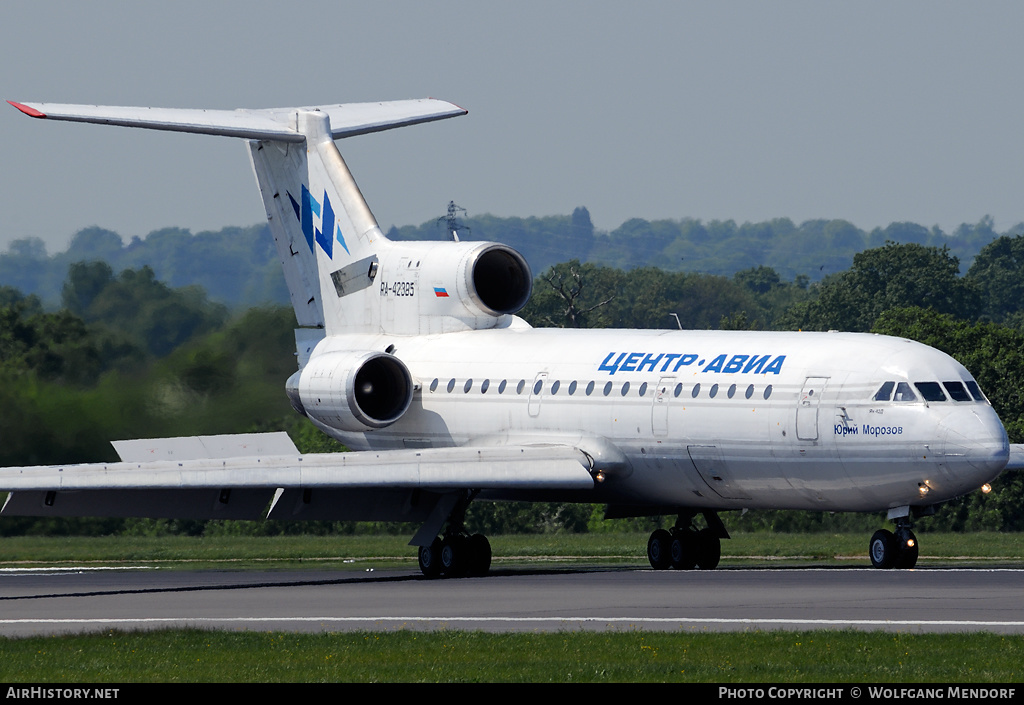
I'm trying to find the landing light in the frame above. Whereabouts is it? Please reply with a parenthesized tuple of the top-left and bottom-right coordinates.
(594, 472, 605, 483)
(981, 483, 992, 494)
(918, 483, 930, 496)
(906, 538, 916, 548)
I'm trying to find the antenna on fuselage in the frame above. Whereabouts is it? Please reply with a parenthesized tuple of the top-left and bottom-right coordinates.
(437, 200, 470, 242)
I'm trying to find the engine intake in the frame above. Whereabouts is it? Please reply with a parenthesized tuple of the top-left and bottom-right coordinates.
(467, 244, 532, 316)
(294, 350, 413, 432)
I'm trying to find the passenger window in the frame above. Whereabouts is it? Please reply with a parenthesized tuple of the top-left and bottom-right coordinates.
(586, 381, 595, 396)
(763, 385, 773, 400)
(430, 378, 439, 392)
(942, 381, 971, 402)
(745, 384, 754, 399)
(464, 379, 473, 393)
(872, 381, 894, 402)
(568, 381, 577, 395)
(533, 379, 543, 395)
(691, 383, 701, 398)
(965, 380, 986, 403)
(551, 380, 560, 395)
(914, 382, 946, 402)
(481, 379, 490, 394)
(603, 382, 612, 396)
(727, 384, 736, 399)
(621, 382, 631, 396)
(516, 380, 525, 394)
(893, 382, 917, 402)
(447, 379, 456, 393)
(674, 383, 682, 397)
(498, 379, 507, 394)
(638, 382, 647, 397)
(709, 384, 719, 399)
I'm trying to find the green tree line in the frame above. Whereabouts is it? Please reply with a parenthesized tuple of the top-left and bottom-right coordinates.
(3, 211, 1021, 308)
(3, 230, 1024, 535)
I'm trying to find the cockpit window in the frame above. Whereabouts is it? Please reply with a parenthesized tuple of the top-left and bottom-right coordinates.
(942, 381, 971, 402)
(874, 380, 969, 403)
(914, 382, 947, 402)
(965, 380, 987, 403)
(872, 381, 895, 402)
(875, 381, 919, 402)
(893, 382, 917, 402)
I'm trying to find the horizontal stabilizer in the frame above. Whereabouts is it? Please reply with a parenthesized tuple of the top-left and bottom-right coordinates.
(8, 99, 466, 141)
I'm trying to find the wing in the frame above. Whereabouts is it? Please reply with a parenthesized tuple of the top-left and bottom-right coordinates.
(0, 433, 594, 523)
(1006, 444, 1024, 471)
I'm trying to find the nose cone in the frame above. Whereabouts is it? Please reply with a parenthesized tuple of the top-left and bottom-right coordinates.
(941, 406, 1009, 485)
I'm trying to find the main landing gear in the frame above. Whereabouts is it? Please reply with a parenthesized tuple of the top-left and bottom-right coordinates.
(647, 511, 728, 570)
(417, 491, 491, 579)
(869, 522, 919, 569)
(418, 531, 492, 578)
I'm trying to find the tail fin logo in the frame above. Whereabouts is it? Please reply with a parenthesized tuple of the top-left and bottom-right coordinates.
(287, 186, 351, 259)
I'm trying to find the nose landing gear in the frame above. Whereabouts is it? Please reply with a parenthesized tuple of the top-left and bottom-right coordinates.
(869, 517, 919, 569)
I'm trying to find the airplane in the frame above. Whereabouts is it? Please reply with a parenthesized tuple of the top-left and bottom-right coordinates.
(5, 98, 1022, 576)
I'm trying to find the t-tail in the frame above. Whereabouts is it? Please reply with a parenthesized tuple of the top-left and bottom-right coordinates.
(7, 99, 533, 342)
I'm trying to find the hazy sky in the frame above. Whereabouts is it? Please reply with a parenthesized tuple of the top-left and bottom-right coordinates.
(2, 1, 1023, 254)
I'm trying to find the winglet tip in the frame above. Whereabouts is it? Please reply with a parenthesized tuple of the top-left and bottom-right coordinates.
(8, 101, 46, 118)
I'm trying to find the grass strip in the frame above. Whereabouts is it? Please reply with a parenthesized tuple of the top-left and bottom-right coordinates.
(0, 628, 1021, 682)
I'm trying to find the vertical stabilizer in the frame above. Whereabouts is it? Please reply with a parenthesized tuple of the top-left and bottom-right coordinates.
(8, 98, 468, 336)
(249, 111, 399, 335)
(249, 139, 324, 327)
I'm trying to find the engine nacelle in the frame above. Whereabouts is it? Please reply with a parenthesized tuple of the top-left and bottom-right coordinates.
(373, 241, 532, 334)
(289, 350, 414, 432)
(458, 243, 533, 317)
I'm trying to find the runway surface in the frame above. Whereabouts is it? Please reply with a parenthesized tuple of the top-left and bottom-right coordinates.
(1, 565, 1023, 636)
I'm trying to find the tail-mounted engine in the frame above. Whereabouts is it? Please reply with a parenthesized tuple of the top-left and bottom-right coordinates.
(374, 241, 533, 334)
(288, 350, 414, 432)
(460, 243, 533, 317)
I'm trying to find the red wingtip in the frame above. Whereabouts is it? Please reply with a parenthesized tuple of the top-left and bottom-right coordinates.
(427, 97, 468, 115)
(7, 101, 46, 118)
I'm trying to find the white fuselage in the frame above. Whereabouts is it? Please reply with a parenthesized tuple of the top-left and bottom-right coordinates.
(8, 97, 1014, 572)
(304, 326, 1010, 514)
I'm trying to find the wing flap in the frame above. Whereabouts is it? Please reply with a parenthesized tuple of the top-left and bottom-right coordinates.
(0, 488, 275, 520)
(265, 487, 449, 523)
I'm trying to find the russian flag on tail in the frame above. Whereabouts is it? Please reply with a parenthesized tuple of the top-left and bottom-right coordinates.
(434, 287, 449, 298)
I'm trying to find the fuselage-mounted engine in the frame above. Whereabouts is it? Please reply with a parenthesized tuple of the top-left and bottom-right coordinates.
(461, 243, 533, 317)
(287, 350, 414, 432)
(375, 240, 532, 334)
